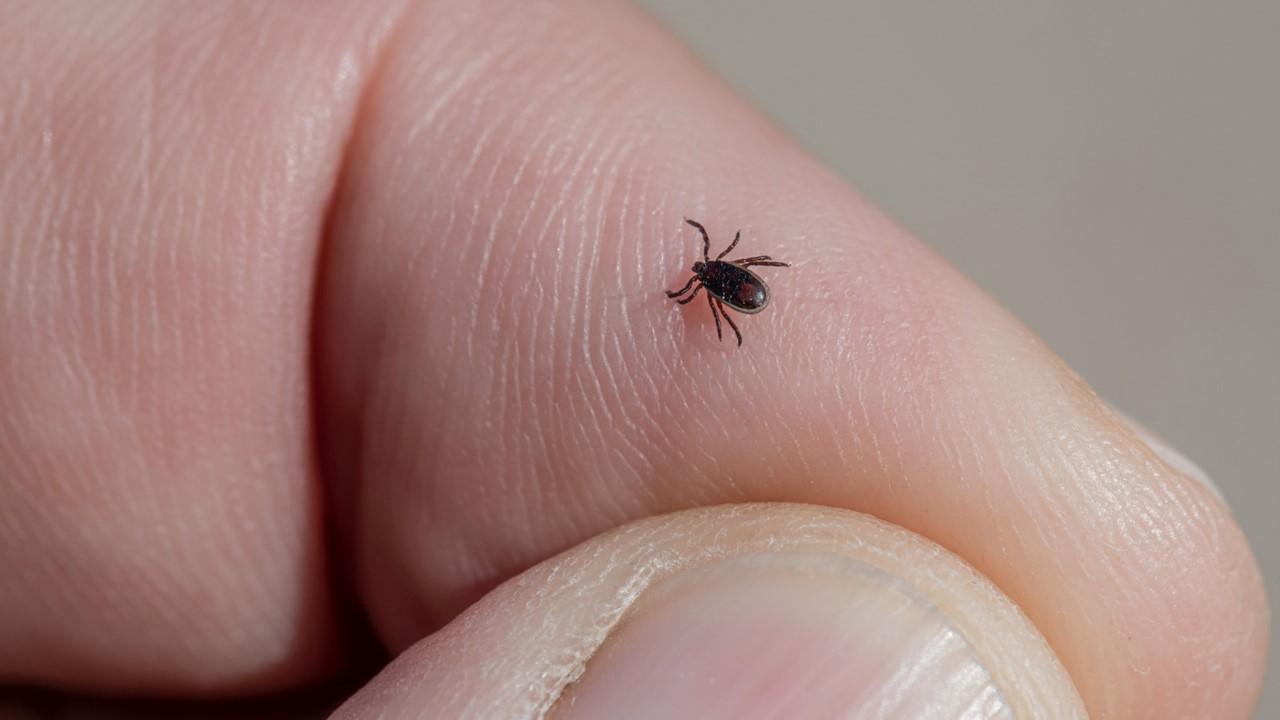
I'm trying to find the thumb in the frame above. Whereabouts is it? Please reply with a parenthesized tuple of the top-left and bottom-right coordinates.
(333, 504, 1084, 719)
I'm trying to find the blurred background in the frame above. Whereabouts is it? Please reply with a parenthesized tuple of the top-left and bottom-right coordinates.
(640, 1, 1278, 714)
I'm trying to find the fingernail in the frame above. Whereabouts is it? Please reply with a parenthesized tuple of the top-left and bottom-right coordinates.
(556, 552, 1011, 719)
(1109, 406, 1226, 505)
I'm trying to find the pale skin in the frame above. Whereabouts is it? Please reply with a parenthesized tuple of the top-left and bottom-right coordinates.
(0, 1, 1268, 718)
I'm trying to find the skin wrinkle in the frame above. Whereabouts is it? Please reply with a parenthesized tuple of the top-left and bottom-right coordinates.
(388, 61, 489, 307)
(1068, 456, 1161, 709)
(479, 113, 562, 409)
(539, 135, 605, 389)
(444, 89, 516, 328)
(606, 174, 667, 489)
(582, 161, 658, 505)
(440, 60, 599, 520)
(537, 110, 596, 379)
(583, 174, 627, 446)
(543, 148, 640, 521)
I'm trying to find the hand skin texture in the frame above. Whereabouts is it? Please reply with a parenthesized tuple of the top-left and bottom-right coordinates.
(0, 1, 1268, 719)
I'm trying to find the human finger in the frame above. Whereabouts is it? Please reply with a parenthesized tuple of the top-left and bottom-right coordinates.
(315, 2, 1267, 717)
(0, 0, 404, 692)
(334, 505, 1086, 719)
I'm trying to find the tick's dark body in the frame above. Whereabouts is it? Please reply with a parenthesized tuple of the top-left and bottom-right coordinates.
(696, 261, 769, 314)
(665, 219, 789, 346)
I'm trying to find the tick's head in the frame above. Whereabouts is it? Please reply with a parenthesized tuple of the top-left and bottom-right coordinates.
(691, 260, 706, 274)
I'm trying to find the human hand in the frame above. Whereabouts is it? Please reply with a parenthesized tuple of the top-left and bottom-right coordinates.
(0, 2, 1267, 718)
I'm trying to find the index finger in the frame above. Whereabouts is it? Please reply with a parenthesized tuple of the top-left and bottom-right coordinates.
(315, 1, 1269, 717)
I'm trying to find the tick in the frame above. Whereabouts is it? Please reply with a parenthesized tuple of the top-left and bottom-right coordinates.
(665, 218, 789, 346)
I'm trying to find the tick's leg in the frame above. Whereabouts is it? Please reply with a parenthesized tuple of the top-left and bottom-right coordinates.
(715, 230, 742, 260)
(665, 275, 698, 298)
(716, 299, 743, 347)
(733, 255, 790, 267)
(676, 284, 703, 305)
(685, 218, 711, 261)
(706, 290, 723, 341)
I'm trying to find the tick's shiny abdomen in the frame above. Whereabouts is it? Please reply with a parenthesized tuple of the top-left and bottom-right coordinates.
(700, 261, 769, 313)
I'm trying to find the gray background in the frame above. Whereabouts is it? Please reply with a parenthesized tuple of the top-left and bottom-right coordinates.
(639, 1, 1278, 715)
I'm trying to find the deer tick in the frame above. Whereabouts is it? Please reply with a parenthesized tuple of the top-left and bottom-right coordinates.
(665, 218, 789, 347)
